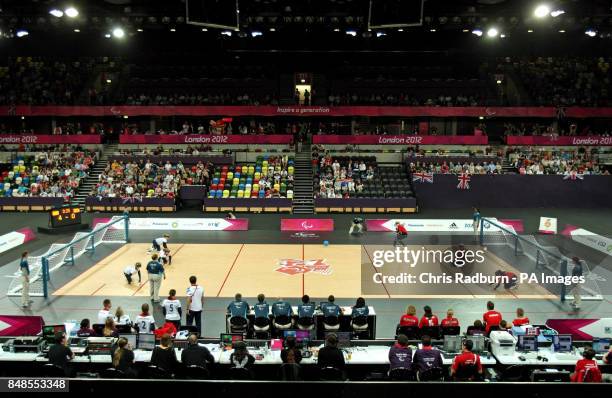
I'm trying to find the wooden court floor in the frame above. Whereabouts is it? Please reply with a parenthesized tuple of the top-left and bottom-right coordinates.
(53, 244, 556, 299)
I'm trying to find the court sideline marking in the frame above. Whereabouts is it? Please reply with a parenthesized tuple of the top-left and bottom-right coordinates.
(216, 244, 245, 297)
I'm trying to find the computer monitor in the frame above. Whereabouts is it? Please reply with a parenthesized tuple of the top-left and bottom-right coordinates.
(443, 335, 462, 353)
(119, 334, 137, 348)
(592, 338, 611, 353)
(325, 332, 351, 348)
(283, 330, 312, 343)
(552, 335, 573, 353)
(525, 327, 540, 336)
(469, 335, 486, 354)
(137, 333, 156, 350)
(220, 333, 244, 346)
(517, 335, 538, 352)
(42, 325, 66, 344)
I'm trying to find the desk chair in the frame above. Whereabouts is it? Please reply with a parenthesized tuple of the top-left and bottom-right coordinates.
(228, 316, 248, 334)
(351, 315, 369, 338)
(388, 367, 415, 381)
(279, 363, 301, 381)
(101, 368, 126, 379)
(253, 317, 271, 339)
(441, 326, 460, 336)
(418, 367, 444, 381)
(184, 365, 210, 380)
(230, 367, 253, 380)
(272, 315, 293, 336)
(320, 366, 344, 381)
(396, 325, 420, 340)
(420, 326, 441, 339)
(453, 364, 481, 381)
(41, 363, 65, 377)
(115, 324, 132, 334)
(323, 316, 340, 332)
(92, 323, 105, 336)
(296, 316, 315, 331)
(498, 365, 524, 382)
(145, 365, 172, 379)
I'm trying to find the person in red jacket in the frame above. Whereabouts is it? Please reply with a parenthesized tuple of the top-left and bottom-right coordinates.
(419, 305, 439, 328)
(512, 308, 530, 327)
(450, 339, 483, 381)
(482, 301, 502, 333)
(399, 305, 419, 327)
(441, 309, 459, 327)
(571, 348, 602, 383)
(393, 222, 408, 247)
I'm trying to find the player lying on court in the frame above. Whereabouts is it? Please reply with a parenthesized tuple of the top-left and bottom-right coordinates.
(148, 234, 170, 254)
(490, 270, 519, 291)
(158, 247, 172, 266)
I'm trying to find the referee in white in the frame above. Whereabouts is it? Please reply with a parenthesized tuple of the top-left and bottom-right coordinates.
(146, 254, 165, 303)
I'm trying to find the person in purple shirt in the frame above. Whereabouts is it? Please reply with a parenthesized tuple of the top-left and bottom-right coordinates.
(388, 334, 413, 371)
(412, 335, 443, 376)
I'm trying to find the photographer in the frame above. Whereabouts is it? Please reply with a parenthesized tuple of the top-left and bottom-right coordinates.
(349, 217, 365, 235)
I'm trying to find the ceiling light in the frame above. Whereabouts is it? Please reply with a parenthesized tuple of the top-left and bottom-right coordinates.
(269, 28, 275, 32)
(534, 5, 550, 18)
(487, 27, 499, 37)
(527, 29, 534, 33)
(251, 31, 262, 37)
(106, 79, 112, 84)
(585, 30, 597, 37)
(16, 30, 29, 38)
(112, 28, 125, 38)
(558, 30, 565, 33)
(430, 29, 436, 32)
(49, 9, 63, 18)
(376, 32, 386, 37)
(105, 33, 111, 38)
(221, 31, 232, 36)
(462, 29, 469, 33)
(65, 7, 79, 18)
(137, 28, 143, 32)
(550, 10, 565, 18)
(346, 30, 357, 36)
(73, 29, 80, 33)
(472, 29, 483, 37)
(496, 80, 502, 84)
(397, 28, 404, 32)
(500, 34, 506, 38)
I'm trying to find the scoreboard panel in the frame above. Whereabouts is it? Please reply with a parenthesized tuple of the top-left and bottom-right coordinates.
(49, 207, 82, 228)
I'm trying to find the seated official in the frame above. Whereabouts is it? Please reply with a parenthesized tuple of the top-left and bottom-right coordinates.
(389, 334, 412, 371)
(571, 348, 602, 382)
(114, 306, 132, 326)
(512, 308, 530, 327)
(450, 339, 483, 381)
(111, 337, 137, 377)
(317, 334, 345, 370)
(281, 336, 303, 364)
(230, 341, 255, 370)
(297, 294, 316, 328)
(441, 309, 459, 327)
(76, 318, 96, 337)
(151, 334, 179, 375)
(102, 318, 119, 337)
(227, 293, 250, 329)
(272, 298, 293, 319)
(181, 334, 214, 368)
(413, 335, 443, 376)
(399, 305, 419, 327)
(320, 295, 343, 318)
(253, 294, 271, 329)
(419, 305, 439, 328)
(467, 320, 486, 335)
(351, 297, 369, 318)
(48, 331, 74, 377)
(483, 301, 502, 334)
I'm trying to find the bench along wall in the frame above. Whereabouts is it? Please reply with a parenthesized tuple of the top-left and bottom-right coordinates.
(413, 175, 612, 209)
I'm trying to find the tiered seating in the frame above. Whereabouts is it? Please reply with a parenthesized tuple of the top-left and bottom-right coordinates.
(208, 155, 295, 199)
(315, 156, 413, 199)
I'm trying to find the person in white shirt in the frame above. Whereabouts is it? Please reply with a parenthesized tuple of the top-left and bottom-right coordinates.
(158, 248, 172, 266)
(134, 303, 156, 334)
(149, 234, 170, 253)
(186, 276, 204, 336)
(97, 299, 112, 324)
(113, 306, 132, 326)
(123, 263, 142, 285)
(162, 289, 182, 329)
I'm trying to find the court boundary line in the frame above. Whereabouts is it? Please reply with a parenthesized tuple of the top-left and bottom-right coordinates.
(90, 284, 106, 296)
(301, 244, 305, 297)
(216, 244, 245, 297)
(362, 245, 391, 299)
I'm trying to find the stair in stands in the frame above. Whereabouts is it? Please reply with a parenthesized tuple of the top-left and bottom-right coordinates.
(292, 144, 314, 214)
(501, 159, 515, 173)
(72, 143, 118, 210)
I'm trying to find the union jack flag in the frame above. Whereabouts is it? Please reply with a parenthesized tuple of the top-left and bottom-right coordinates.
(457, 173, 471, 190)
(563, 171, 584, 181)
(412, 172, 434, 183)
